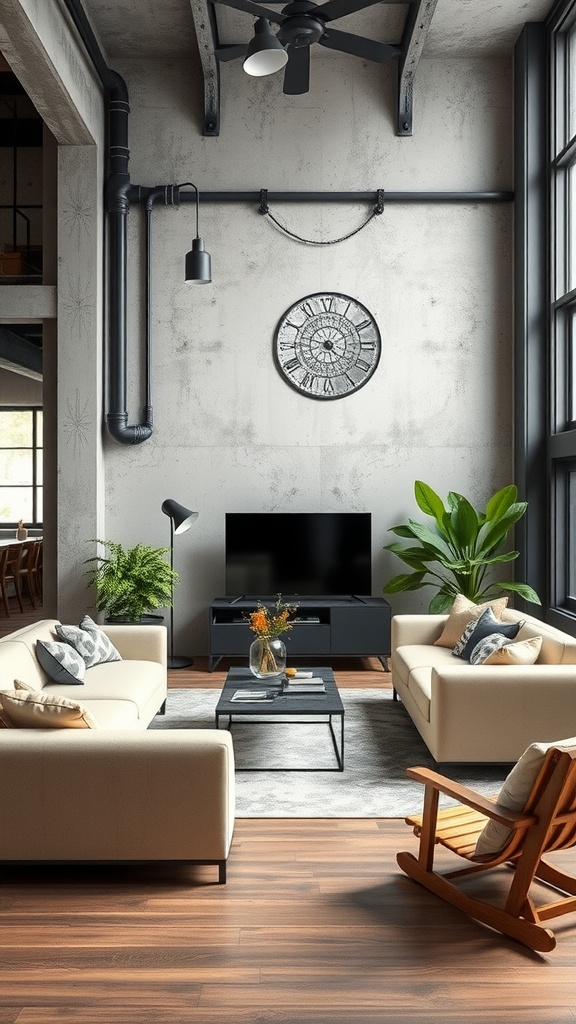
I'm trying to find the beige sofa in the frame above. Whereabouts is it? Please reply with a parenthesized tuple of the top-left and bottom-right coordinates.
(0, 620, 235, 881)
(392, 608, 576, 764)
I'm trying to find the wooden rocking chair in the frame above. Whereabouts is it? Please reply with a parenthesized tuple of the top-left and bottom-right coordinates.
(396, 746, 576, 952)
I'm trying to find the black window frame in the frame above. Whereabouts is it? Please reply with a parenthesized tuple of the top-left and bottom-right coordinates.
(0, 405, 43, 528)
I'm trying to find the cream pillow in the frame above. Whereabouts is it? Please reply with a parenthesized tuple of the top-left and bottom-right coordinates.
(0, 687, 98, 729)
(483, 635, 542, 666)
(434, 594, 509, 648)
(475, 735, 576, 856)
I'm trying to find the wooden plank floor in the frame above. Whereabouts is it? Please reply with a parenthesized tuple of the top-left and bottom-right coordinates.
(2, 606, 576, 1020)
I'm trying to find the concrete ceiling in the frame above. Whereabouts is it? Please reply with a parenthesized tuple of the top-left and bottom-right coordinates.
(82, 0, 553, 60)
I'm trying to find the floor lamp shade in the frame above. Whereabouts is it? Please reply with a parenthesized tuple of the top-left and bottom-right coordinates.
(161, 499, 199, 669)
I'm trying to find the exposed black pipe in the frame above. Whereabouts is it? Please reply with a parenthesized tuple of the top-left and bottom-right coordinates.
(63, 0, 152, 444)
(131, 188, 514, 206)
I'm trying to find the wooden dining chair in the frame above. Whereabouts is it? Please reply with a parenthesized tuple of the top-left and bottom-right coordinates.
(396, 746, 576, 952)
(22, 539, 40, 606)
(0, 547, 14, 615)
(2, 545, 24, 614)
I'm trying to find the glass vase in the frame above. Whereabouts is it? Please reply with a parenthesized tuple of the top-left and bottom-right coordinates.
(249, 637, 287, 679)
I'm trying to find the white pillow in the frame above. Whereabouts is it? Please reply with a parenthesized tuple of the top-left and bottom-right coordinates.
(475, 735, 576, 856)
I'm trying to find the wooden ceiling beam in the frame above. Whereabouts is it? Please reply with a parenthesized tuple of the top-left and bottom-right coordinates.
(188, 0, 221, 136)
(397, 0, 438, 136)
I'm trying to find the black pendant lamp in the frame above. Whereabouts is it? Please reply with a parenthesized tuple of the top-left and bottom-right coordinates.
(179, 182, 212, 284)
(243, 18, 288, 77)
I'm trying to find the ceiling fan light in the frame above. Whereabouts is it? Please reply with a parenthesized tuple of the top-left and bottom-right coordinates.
(243, 18, 288, 77)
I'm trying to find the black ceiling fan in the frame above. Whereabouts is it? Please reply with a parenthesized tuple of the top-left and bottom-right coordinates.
(212, 0, 402, 95)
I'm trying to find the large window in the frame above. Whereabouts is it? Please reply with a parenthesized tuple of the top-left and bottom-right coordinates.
(549, 1, 576, 616)
(0, 407, 42, 526)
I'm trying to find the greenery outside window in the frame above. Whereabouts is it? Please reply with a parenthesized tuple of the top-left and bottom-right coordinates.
(0, 407, 42, 526)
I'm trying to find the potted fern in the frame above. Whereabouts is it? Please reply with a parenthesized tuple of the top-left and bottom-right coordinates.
(383, 481, 541, 613)
(84, 540, 178, 622)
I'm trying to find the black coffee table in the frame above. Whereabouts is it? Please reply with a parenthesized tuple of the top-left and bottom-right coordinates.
(215, 666, 344, 771)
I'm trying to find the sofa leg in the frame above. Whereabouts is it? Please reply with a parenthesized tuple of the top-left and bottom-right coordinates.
(393, 688, 398, 702)
(218, 861, 226, 884)
(158, 700, 166, 715)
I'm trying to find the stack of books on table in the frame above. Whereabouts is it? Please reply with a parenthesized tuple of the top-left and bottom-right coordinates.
(282, 673, 326, 693)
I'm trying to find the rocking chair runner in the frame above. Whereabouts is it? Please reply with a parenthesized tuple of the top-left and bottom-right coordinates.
(396, 746, 576, 952)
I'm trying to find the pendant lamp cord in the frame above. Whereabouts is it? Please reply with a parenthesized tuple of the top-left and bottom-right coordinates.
(258, 188, 385, 245)
(176, 182, 200, 237)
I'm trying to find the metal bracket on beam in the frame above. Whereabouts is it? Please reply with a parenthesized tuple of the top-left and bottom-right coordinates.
(188, 0, 221, 135)
(397, 0, 438, 136)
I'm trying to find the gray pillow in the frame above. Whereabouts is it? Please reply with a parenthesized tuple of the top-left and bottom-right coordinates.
(36, 640, 86, 685)
(55, 614, 121, 668)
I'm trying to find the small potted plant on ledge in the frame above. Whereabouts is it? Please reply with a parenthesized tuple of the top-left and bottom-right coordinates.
(84, 540, 179, 623)
(383, 481, 541, 613)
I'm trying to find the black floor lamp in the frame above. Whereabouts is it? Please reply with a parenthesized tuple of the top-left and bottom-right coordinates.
(161, 499, 199, 669)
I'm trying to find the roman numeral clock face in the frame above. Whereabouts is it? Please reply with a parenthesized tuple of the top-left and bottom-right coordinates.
(274, 293, 381, 400)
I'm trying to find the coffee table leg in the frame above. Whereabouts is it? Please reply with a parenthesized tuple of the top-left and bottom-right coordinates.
(328, 713, 344, 771)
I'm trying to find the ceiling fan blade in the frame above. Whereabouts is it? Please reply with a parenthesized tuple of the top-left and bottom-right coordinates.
(212, 0, 285, 26)
(318, 29, 401, 63)
(283, 44, 310, 95)
(316, 0, 392, 23)
(214, 43, 249, 61)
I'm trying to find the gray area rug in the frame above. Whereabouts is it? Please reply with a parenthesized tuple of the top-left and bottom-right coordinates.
(149, 688, 511, 818)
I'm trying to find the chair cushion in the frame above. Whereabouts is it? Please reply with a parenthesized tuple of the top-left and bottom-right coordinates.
(36, 640, 86, 684)
(0, 685, 98, 729)
(55, 614, 121, 668)
(452, 607, 523, 661)
(433, 594, 509, 649)
(475, 735, 576, 856)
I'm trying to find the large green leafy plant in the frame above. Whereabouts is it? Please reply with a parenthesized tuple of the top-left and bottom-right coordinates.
(383, 481, 541, 613)
(84, 540, 178, 621)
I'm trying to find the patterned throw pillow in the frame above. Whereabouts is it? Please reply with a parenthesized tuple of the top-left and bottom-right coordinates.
(36, 640, 86, 684)
(0, 687, 98, 729)
(55, 614, 121, 668)
(470, 634, 542, 667)
(452, 607, 524, 662)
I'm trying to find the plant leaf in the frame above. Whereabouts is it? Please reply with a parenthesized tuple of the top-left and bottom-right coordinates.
(484, 484, 518, 523)
(414, 481, 446, 524)
(382, 571, 427, 593)
(450, 495, 480, 550)
(477, 503, 528, 555)
(406, 519, 452, 558)
(429, 591, 457, 613)
(386, 525, 419, 540)
(497, 582, 542, 605)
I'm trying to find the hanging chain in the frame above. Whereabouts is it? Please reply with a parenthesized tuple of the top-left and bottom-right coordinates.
(258, 189, 385, 245)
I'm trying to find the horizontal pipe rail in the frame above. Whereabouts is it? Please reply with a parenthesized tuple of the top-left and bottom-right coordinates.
(130, 188, 514, 205)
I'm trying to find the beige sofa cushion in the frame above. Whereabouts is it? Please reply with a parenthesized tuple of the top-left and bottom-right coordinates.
(433, 595, 509, 649)
(0, 687, 99, 729)
(475, 736, 576, 856)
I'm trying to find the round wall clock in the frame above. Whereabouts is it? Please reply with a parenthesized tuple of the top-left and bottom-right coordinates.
(274, 292, 381, 400)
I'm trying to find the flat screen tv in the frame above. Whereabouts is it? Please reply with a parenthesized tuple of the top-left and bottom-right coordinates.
(225, 512, 372, 597)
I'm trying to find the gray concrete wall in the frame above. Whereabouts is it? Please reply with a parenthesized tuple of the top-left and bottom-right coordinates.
(100, 53, 514, 654)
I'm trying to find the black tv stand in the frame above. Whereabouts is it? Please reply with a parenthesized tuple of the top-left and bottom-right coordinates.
(208, 595, 391, 672)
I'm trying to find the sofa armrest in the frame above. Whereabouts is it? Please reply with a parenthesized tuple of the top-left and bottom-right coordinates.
(100, 624, 167, 668)
(429, 664, 576, 761)
(0, 729, 234, 863)
(392, 614, 447, 649)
